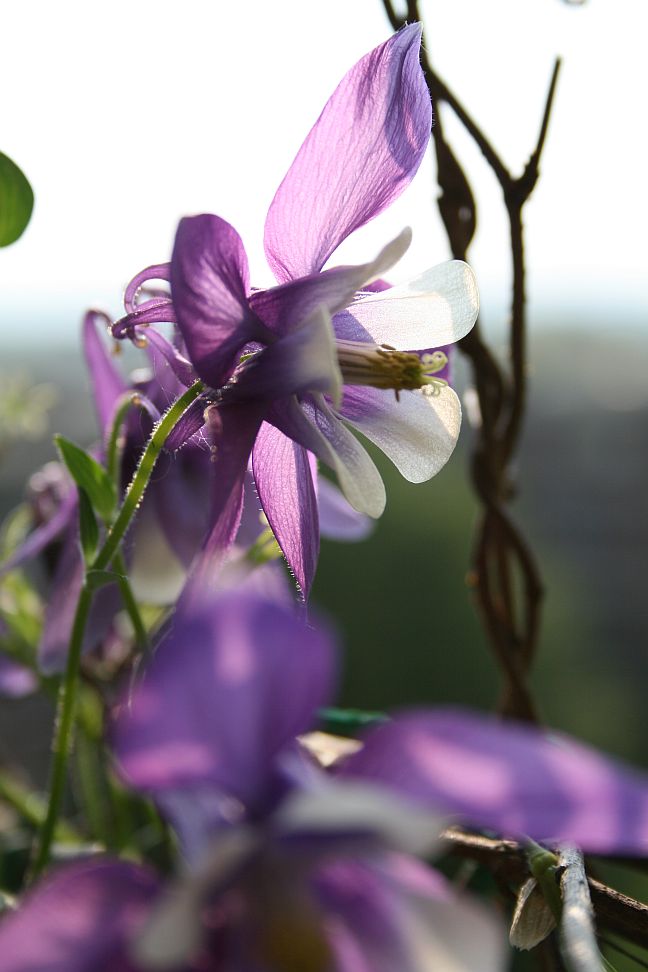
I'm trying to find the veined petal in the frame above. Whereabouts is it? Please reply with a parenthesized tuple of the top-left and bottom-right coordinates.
(82, 310, 128, 439)
(0, 858, 159, 972)
(171, 214, 269, 388)
(114, 585, 337, 809)
(340, 385, 461, 484)
(338, 708, 648, 856)
(344, 261, 478, 351)
(252, 423, 319, 599)
(268, 396, 386, 518)
(250, 230, 411, 336)
(265, 25, 431, 281)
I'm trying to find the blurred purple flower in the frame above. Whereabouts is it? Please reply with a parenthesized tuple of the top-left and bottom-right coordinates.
(113, 25, 478, 597)
(4, 578, 648, 968)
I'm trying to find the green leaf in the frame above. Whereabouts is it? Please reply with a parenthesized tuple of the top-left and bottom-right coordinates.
(54, 435, 116, 523)
(0, 152, 34, 246)
(77, 489, 99, 563)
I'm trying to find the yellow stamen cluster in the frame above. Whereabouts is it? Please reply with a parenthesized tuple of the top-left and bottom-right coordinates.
(336, 340, 448, 394)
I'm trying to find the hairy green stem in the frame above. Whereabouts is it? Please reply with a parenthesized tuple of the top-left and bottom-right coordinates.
(114, 551, 149, 652)
(106, 391, 138, 487)
(30, 583, 92, 879)
(31, 380, 204, 878)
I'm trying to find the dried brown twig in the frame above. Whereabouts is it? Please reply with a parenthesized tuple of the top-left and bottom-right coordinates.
(382, 0, 560, 722)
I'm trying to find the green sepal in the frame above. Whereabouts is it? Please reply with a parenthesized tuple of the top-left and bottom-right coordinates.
(0, 151, 34, 246)
(55, 435, 116, 523)
(77, 489, 99, 563)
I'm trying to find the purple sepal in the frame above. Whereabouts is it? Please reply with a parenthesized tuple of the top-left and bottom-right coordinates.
(164, 397, 208, 452)
(251, 423, 319, 599)
(264, 25, 431, 281)
(142, 328, 196, 389)
(338, 708, 648, 856)
(124, 262, 171, 313)
(113, 582, 337, 812)
(112, 299, 177, 342)
(82, 311, 128, 439)
(0, 857, 159, 972)
(0, 486, 76, 578)
(171, 215, 270, 389)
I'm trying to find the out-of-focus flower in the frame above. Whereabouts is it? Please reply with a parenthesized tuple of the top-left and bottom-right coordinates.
(113, 24, 478, 597)
(4, 577, 648, 969)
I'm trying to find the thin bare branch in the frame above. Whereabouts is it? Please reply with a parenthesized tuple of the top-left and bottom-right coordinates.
(558, 846, 605, 972)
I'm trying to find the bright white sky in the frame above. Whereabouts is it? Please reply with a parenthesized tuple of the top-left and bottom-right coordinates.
(1, 0, 646, 346)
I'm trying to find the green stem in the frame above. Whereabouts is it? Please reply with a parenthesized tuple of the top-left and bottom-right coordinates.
(114, 551, 149, 652)
(74, 728, 111, 847)
(31, 380, 204, 879)
(93, 380, 204, 572)
(30, 583, 92, 879)
(106, 392, 138, 488)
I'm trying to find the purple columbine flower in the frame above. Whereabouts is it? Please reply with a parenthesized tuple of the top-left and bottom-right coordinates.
(113, 25, 479, 598)
(4, 579, 648, 970)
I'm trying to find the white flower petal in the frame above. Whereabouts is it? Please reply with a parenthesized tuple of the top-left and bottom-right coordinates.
(349, 260, 479, 350)
(402, 890, 507, 972)
(277, 778, 444, 858)
(274, 395, 387, 518)
(340, 385, 462, 484)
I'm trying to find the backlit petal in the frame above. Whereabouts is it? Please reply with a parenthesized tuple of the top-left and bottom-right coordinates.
(252, 423, 319, 599)
(265, 25, 431, 281)
(268, 396, 386, 518)
(343, 261, 478, 350)
(340, 385, 461, 483)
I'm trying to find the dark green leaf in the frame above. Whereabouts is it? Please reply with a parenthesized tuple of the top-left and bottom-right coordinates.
(0, 152, 34, 246)
(77, 489, 99, 563)
(55, 435, 116, 522)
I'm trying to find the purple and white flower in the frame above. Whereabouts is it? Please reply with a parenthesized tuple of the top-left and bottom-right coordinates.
(113, 25, 478, 597)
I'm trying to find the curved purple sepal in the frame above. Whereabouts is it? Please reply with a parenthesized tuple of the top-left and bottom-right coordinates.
(339, 708, 648, 855)
(82, 311, 128, 439)
(265, 25, 431, 281)
(171, 214, 268, 388)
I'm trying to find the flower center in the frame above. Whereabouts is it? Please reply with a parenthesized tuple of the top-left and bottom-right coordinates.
(335, 340, 448, 394)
